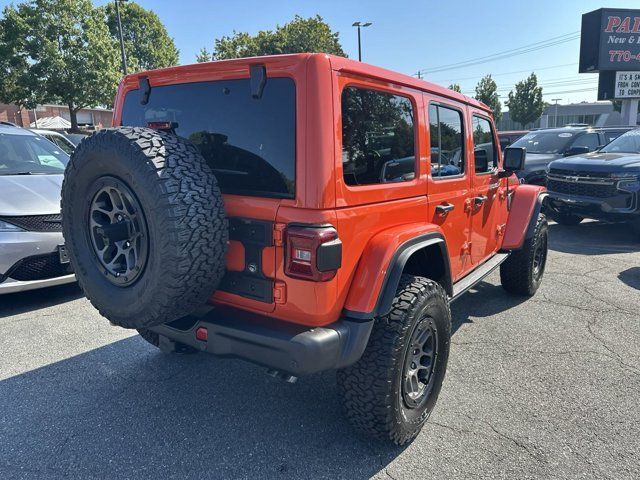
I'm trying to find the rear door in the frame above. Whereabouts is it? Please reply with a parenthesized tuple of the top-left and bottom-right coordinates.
(469, 112, 504, 265)
(426, 99, 473, 281)
(119, 74, 299, 313)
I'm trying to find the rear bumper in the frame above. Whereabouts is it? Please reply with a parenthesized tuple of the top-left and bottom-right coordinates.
(150, 308, 374, 376)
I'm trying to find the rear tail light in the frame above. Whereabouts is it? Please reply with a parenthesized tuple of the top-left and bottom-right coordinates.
(285, 226, 342, 282)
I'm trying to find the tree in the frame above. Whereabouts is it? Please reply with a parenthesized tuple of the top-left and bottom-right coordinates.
(0, 5, 44, 111)
(507, 73, 544, 129)
(102, 1, 179, 72)
(197, 15, 345, 62)
(448, 84, 462, 93)
(475, 74, 502, 121)
(0, 0, 120, 131)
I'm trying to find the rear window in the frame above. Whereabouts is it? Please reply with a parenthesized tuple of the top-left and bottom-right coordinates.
(121, 78, 296, 198)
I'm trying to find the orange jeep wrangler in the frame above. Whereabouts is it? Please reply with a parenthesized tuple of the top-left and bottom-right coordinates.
(61, 54, 547, 444)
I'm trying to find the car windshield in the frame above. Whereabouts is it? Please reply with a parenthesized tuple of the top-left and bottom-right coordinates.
(0, 132, 69, 175)
(599, 129, 640, 154)
(510, 131, 576, 154)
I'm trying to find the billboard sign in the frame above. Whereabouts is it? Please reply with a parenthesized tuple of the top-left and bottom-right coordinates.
(614, 71, 640, 99)
(580, 9, 640, 73)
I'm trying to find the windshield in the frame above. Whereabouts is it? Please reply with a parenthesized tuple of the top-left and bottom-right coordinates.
(0, 132, 69, 175)
(510, 131, 576, 154)
(600, 129, 640, 154)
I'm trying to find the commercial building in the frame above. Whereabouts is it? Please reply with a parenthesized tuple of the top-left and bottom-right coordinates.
(496, 101, 640, 131)
(0, 103, 113, 129)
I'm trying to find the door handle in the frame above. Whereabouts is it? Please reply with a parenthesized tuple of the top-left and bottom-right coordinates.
(473, 195, 488, 206)
(436, 203, 455, 215)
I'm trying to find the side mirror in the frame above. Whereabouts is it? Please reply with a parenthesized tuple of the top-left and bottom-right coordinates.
(563, 146, 590, 157)
(502, 147, 526, 173)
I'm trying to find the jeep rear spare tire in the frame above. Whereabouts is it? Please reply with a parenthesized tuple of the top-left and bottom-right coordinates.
(61, 127, 228, 329)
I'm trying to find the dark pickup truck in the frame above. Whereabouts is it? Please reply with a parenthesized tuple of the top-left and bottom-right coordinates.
(546, 128, 640, 235)
(511, 126, 634, 186)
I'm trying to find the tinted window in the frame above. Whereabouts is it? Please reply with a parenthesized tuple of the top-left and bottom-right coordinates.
(571, 133, 599, 151)
(511, 131, 575, 154)
(472, 116, 497, 173)
(121, 78, 296, 198)
(429, 104, 465, 178)
(600, 129, 640, 154)
(341, 87, 416, 185)
(0, 133, 69, 175)
(603, 130, 627, 144)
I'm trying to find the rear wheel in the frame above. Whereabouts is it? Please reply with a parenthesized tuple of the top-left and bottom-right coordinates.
(501, 213, 548, 296)
(61, 127, 228, 329)
(337, 275, 451, 445)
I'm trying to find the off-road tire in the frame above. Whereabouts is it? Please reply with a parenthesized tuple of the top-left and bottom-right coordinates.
(500, 213, 548, 296)
(137, 328, 198, 354)
(551, 211, 583, 226)
(337, 275, 451, 445)
(61, 127, 228, 329)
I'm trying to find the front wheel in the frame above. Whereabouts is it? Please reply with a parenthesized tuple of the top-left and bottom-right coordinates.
(501, 213, 548, 296)
(337, 275, 451, 445)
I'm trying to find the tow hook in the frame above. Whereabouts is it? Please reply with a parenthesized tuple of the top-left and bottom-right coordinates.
(266, 369, 298, 384)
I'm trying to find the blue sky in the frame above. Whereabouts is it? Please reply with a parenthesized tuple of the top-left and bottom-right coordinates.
(3, 0, 640, 106)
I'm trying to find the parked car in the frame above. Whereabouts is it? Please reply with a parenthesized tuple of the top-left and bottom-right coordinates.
(546, 128, 640, 234)
(61, 53, 547, 445)
(63, 132, 88, 146)
(0, 123, 75, 294)
(510, 127, 623, 185)
(29, 128, 76, 155)
(498, 130, 528, 150)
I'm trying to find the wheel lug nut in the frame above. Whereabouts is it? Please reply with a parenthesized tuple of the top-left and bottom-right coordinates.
(411, 362, 416, 369)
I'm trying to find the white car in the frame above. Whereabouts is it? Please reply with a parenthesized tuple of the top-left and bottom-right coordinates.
(29, 128, 76, 155)
(0, 123, 76, 294)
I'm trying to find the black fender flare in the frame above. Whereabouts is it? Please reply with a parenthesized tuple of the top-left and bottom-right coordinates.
(343, 232, 452, 320)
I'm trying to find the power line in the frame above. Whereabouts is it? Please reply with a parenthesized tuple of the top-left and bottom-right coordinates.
(432, 62, 578, 84)
(415, 31, 580, 75)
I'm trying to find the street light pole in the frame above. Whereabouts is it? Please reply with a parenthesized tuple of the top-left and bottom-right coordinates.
(115, 0, 128, 75)
(552, 98, 562, 127)
(352, 22, 372, 62)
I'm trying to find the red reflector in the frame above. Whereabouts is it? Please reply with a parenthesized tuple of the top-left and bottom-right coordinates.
(195, 327, 208, 341)
(147, 121, 173, 130)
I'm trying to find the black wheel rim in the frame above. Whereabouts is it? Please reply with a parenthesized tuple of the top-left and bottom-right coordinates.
(88, 177, 149, 287)
(402, 317, 438, 409)
(532, 232, 548, 280)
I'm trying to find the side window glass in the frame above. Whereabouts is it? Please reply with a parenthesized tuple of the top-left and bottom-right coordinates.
(472, 116, 497, 174)
(571, 133, 599, 151)
(430, 104, 465, 178)
(341, 87, 416, 186)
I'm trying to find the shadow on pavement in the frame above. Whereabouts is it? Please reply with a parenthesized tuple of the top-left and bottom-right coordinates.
(450, 282, 528, 334)
(0, 282, 83, 319)
(618, 267, 640, 290)
(0, 337, 405, 479)
(548, 220, 638, 255)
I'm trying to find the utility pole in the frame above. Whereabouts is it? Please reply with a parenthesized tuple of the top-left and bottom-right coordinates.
(352, 22, 372, 62)
(552, 98, 562, 127)
(115, 0, 128, 75)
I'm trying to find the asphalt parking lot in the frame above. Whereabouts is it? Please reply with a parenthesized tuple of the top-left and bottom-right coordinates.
(1, 220, 638, 480)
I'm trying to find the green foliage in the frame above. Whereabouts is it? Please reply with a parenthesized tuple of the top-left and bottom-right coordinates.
(507, 73, 545, 129)
(197, 15, 345, 62)
(102, 1, 179, 72)
(0, 0, 121, 130)
(448, 84, 462, 93)
(474, 75, 502, 121)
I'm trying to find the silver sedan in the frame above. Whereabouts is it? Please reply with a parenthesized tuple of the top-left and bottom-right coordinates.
(0, 124, 76, 294)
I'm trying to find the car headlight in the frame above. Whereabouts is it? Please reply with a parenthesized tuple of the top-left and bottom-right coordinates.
(0, 220, 25, 232)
